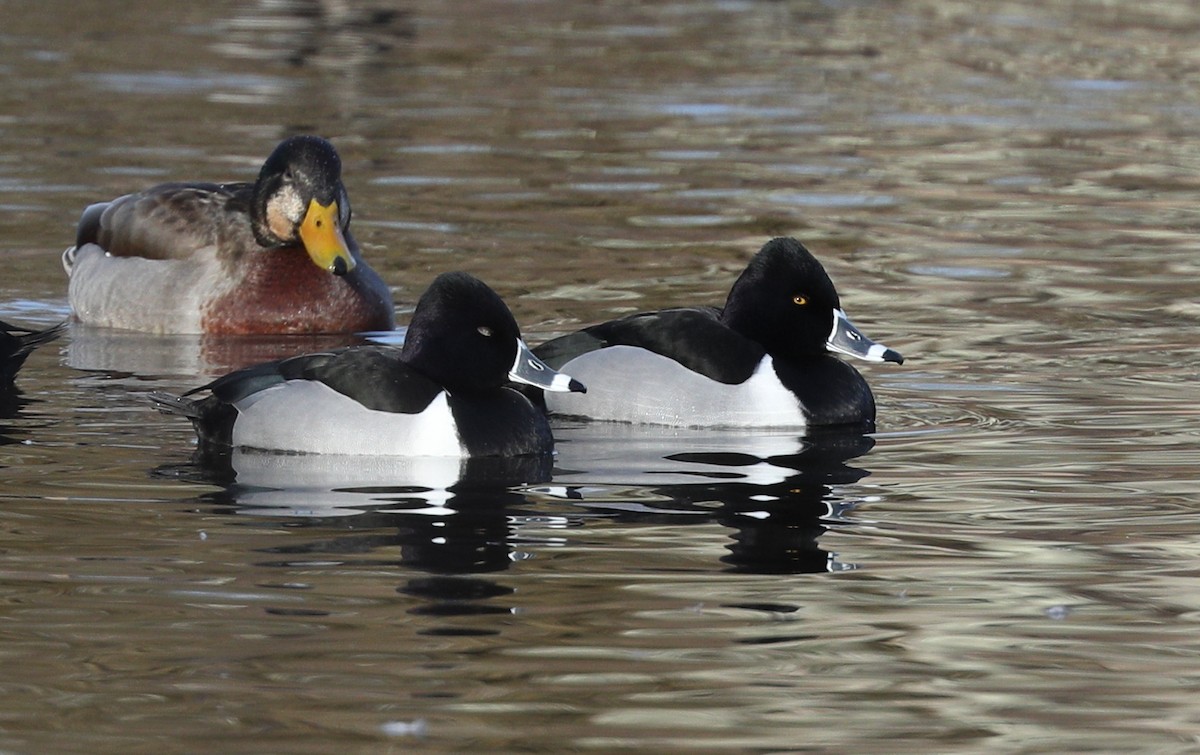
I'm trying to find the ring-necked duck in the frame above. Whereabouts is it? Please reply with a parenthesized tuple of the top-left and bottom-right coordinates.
(152, 272, 584, 457)
(534, 237, 902, 430)
(1, 320, 64, 389)
(63, 135, 394, 335)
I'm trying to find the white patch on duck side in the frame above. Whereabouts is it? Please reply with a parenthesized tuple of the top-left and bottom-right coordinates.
(65, 244, 228, 334)
(545, 345, 807, 429)
(230, 380, 464, 456)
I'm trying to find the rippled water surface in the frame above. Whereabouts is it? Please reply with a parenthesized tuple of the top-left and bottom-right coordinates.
(4, 0, 1200, 751)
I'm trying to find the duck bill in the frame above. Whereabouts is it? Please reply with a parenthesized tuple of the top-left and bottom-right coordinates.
(826, 309, 904, 364)
(298, 199, 356, 275)
(509, 339, 587, 393)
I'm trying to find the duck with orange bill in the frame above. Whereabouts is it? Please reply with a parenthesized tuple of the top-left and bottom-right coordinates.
(63, 136, 394, 335)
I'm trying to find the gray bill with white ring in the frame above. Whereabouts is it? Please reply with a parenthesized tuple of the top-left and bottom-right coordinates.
(826, 309, 904, 364)
(510, 339, 588, 392)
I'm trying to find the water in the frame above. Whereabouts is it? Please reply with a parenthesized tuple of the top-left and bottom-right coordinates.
(3, 0, 1200, 750)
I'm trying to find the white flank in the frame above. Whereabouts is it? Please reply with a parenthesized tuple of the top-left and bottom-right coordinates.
(231, 381, 464, 456)
(545, 346, 807, 429)
(66, 244, 227, 334)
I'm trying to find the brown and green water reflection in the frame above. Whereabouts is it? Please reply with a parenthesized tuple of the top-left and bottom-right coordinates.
(2, 1, 1200, 750)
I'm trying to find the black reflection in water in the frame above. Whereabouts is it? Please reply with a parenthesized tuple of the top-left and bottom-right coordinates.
(158, 450, 551, 624)
(0, 388, 26, 422)
(0, 397, 25, 446)
(1, 319, 63, 443)
(158, 428, 877, 618)
(401, 577, 516, 638)
(0, 390, 53, 447)
(182, 451, 552, 574)
(553, 431, 875, 574)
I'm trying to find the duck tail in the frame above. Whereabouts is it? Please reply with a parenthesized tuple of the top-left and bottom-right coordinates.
(147, 391, 201, 420)
(5, 321, 67, 358)
(148, 390, 236, 449)
(1, 320, 64, 387)
(25, 321, 66, 353)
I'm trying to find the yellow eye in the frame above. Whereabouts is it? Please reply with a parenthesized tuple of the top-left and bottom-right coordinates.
(792, 295, 808, 306)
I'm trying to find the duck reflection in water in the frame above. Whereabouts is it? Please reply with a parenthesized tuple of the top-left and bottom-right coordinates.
(1, 320, 64, 392)
(0, 320, 65, 441)
(65, 326, 385, 380)
(540, 425, 876, 574)
(158, 423, 875, 583)
(155, 449, 551, 629)
(164, 448, 553, 572)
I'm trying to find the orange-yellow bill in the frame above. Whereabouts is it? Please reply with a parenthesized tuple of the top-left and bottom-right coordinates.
(298, 199, 355, 275)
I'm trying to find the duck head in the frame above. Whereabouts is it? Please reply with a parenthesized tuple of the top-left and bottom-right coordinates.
(402, 272, 586, 395)
(722, 237, 903, 365)
(252, 135, 356, 276)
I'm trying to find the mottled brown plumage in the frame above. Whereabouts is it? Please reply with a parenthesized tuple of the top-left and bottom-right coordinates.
(63, 136, 394, 335)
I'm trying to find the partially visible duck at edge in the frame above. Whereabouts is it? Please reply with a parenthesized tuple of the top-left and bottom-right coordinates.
(152, 272, 585, 458)
(63, 135, 394, 335)
(534, 237, 903, 431)
(1, 320, 64, 390)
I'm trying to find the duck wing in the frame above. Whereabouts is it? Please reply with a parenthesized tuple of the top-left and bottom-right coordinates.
(154, 346, 445, 449)
(194, 345, 443, 415)
(75, 182, 255, 262)
(535, 306, 764, 385)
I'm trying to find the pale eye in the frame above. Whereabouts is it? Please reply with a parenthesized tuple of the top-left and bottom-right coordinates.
(792, 294, 808, 306)
(477, 325, 493, 337)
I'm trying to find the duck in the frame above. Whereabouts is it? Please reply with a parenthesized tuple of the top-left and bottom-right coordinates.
(62, 135, 394, 335)
(151, 271, 586, 457)
(1, 320, 65, 389)
(533, 237, 903, 431)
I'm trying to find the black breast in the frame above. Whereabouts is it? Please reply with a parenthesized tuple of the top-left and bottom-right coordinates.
(449, 388, 554, 457)
(772, 356, 877, 429)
